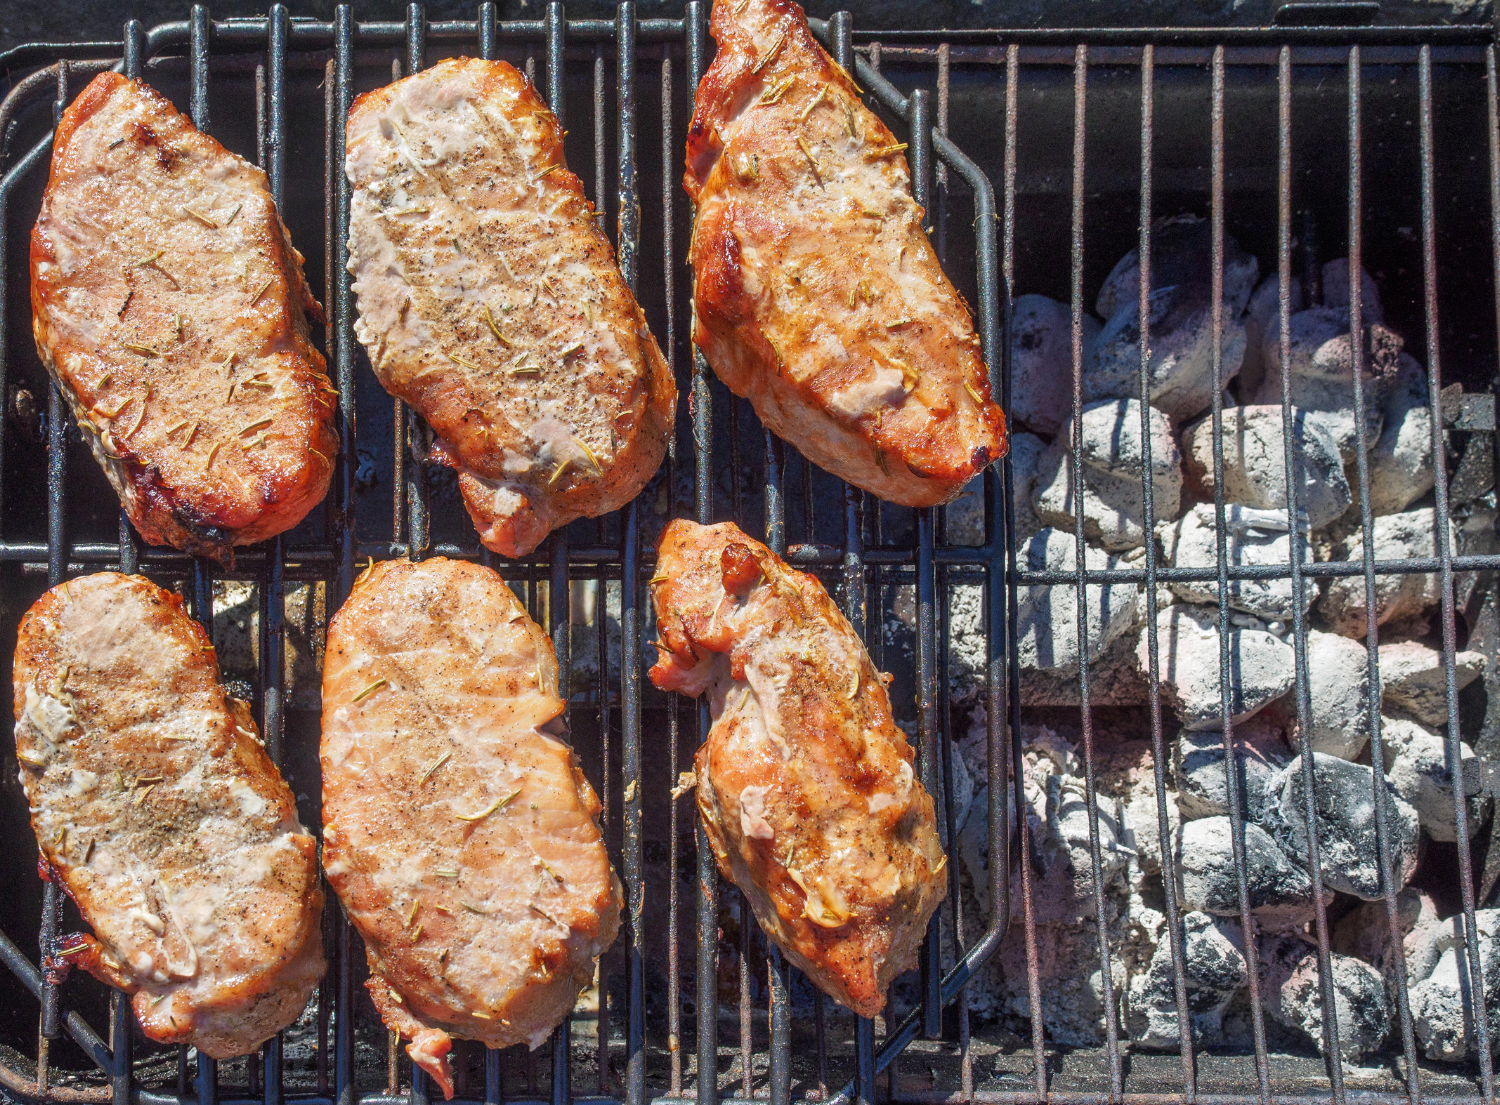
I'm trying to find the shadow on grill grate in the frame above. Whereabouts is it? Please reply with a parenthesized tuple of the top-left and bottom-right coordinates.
(0, 6, 1497, 1105)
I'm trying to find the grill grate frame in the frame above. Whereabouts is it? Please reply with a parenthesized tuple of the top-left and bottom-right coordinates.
(0, 8, 1496, 1105)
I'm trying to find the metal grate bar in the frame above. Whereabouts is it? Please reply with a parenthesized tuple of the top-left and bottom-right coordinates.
(1275, 44, 1346, 1101)
(1064, 43, 1125, 1101)
(4, 10, 1497, 1105)
(331, 10, 357, 1105)
(1340, 42, 1424, 1105)
(36, 53, 71, 1099)
(1417, 44, 1497, 1105)
(1206, 44, 1272, 1103)
(1131, 43, 1199, 1090)
(908, 87, 944, 1046)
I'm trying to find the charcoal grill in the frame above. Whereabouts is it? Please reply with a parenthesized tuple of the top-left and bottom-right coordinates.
(0, 6, 1497, 1105)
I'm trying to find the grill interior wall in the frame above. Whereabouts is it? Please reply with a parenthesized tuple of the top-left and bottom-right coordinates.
(0, 10, 1495, 1105)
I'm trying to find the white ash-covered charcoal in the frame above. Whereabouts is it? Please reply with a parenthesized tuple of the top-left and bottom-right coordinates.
(1240, 259, 1379, 401)
(1182, 405, 1351, 531)
(1318, 507, 1454, 638)
(1144, 603, 1295, 731)
(1405, 908, 1500, 1062)
(1365, 354, 1434, 517)
(1160, 503, 1313, 621)
(1304, 629, 1376, 761)
(1086, 281, 1248, 424)
(1239, 273, 1298, 401)
(1332, 888, 1437, 975)
(1176, 719, 1290, 822)
(1095, 214, 1259, 322)
(1251, 306, 1401, 461)
(1177, 816, 1318, 932)
(1126, 910, 1249, 1051)
(1009, 295, 1100, 435)
(1378, 639, 1486, 728)
(1262, 752, 1420, 901)
(1015, 528, 1141, 672)
(1257, 933, 1393, 1063)
(1380, 715, 1489, 844)
(1033, 398, 1183, 551)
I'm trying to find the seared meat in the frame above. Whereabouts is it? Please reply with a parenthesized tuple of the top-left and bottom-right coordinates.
(13, 573, 324, 1058)
(31, 73, 336, 562)
(345, 58, 676, 557)
(685, 0, 1006, 507)
(321, 557, 621, 1097)
(648, 520, 946, 1017)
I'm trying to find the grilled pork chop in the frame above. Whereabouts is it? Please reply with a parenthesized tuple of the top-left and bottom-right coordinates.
(648, 520, 946, 1016)
(31, 73, 337, 561)
(685, 0, 1006, 507)
(345, 59, 676, 557)
(321, 558, 621, 1096)
(13, 573, 324, 1058)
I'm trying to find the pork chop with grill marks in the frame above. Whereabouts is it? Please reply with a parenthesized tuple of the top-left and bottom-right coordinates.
(31, 73, 337, 562)
(685, 0, 1006, 506)
(13, 573, 324, 1058)
(648, 519, 947, 1017)
(345, 59, 676, 557)
(321, 557, 621, 1097)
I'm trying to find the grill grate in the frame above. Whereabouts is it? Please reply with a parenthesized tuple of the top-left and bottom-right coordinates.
(0, 8, 1497, 1105)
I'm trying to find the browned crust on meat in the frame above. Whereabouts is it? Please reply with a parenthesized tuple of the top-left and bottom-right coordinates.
(685, 0, 1006, 506)
(648, 520, 946, 1016)
(345, 59, 676, 557)
(31, 72, 336, 562)
(14, 573, 324, 1058)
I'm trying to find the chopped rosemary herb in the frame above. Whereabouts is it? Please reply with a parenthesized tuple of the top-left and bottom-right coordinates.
(121, 341, 158, 356)
(868, 142, 908, 158)
(963, 378, 984, 405)
(796, 135, 823, 184)
(132, 250, 164, 268)
(352, 678, 388, 703)
(459, 901, 487, 914)
(798, 87, 826, 122)
(484, 304, 512, 346)
(447, 351, 480, 370)
(758, 75, 796, 106)
(433, 869, 459, 880)
(182, 206, 218, 229)
(204, 442, 222, 472)
(418, 750, 452, 785)
(454, 788, 520, 822)
(751, 30, 787, 74)
(238, 417, 273, 437)
(250, 278, 273, 304)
